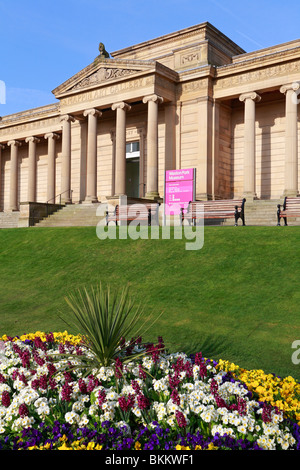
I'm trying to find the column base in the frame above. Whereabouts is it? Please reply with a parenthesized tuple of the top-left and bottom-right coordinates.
(145, 191, 160, 200)
(243, 192, 258, 202)
(282, 190, 299, 198)
(83, 196, 99, 204)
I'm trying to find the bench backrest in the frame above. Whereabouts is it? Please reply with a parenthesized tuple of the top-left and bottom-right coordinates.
(114, 203, 159, 218)
(284, 197, 300, 211)
(187, 199, 245, 214)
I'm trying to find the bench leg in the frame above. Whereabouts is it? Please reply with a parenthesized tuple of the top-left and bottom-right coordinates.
(277, 205, 281, 226)
(284, 217, 288, 226)
(234, 210, 239, 226)
(234, 207, 239, 226)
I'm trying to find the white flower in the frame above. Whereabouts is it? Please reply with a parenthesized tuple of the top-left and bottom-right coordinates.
(79, 415, 89, 427)
(132, 407, 142, 417)
(37, 405, 50, 417)
(65, 411, 80, 425)
(237, 424, 247, 434)
(72, 400, 85, 412)
(0, 384, 11, 394)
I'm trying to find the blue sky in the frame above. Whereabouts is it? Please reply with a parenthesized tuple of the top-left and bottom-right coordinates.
(1, 0, 300, 116)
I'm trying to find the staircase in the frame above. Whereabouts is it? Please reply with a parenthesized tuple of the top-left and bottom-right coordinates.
(35, 203, 104, 227)
(223, 199, 282, 226)
(29, 199, 300, 228)
(0, 211, 20, 229)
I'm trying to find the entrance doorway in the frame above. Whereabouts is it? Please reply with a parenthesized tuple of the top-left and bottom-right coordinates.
(126, 141, 140, 198)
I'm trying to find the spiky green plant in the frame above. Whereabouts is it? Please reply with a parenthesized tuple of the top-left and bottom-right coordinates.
(56, 283, 163, 376)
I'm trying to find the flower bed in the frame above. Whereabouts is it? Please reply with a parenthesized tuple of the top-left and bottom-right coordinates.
(0, 331, 300, 450)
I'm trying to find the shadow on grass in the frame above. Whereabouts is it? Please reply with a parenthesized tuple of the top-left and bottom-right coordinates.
(167, 333, 231, 361)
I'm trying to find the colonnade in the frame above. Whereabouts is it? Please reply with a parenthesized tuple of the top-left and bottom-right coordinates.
(239, 82, 300, 199)
(0, 93, 164, 210)
(0, 83, 299, 211)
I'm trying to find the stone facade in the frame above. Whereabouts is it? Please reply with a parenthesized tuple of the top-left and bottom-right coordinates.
(0, 22, 300, 213)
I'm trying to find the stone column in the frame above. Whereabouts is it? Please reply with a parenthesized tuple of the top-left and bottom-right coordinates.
(25, 136, 40, 202)
(7, 140, 21, 211)
(239, 92, 261, 200)
(111, 102, 131, 196)
(45, 133, 60, 203)
(60, 114, 75, 204)
(280, 82, 300, 197)
(83, 108, 102, 202)
(0, 144, 4, 211)
(143, 94, 163, 198)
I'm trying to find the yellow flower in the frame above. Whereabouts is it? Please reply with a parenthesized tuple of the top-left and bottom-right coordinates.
(135, 441, 142, 450)
(207, 443, 218, 450)
(256, 385, 266, 395)
(57, 442, 72, 450)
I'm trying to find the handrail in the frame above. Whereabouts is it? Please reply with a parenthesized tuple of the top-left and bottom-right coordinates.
(46, 189, 73, 205)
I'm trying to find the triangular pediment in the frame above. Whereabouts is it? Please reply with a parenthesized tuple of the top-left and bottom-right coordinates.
(52, 58, 157, 98)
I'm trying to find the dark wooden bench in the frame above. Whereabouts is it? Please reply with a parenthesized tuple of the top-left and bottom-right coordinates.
(277, 197, 300, 226)
(180, 198, 246, 226)
(106, 203, 160, 226)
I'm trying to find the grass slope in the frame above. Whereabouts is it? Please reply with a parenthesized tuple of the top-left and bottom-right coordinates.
(0, 225, 299, 380)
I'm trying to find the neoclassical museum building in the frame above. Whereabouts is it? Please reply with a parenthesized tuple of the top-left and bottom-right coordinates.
(0, 22, 300, 222)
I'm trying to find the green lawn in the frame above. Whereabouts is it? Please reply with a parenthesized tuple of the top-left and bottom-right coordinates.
(0, 225, 299, 380)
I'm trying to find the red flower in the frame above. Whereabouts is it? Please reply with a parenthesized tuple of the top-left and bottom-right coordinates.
(137, 394, 150, 410)
(171, 389, 180, 406)
(118, 394, 135, 412)
(61, 383, 73, 402)
(115, 358, 123, 379)
(175, 410, 187, 428)
(1, 391, 10, 408)
(19, 403, 29, 418)
(98, 390, 107, 407)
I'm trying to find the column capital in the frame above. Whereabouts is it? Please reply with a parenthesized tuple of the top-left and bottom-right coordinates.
(280, 82, 300, 94)
(111, 101, 131, 112)
(83, 108, 102, 118)
(239, 92, 261, 103)
(60, 114, 75, 123)
(7, 140, 22, 147)
(25, 136, 40, 144)
(143, 94, 164, 105)
(44, 132, 60, 140)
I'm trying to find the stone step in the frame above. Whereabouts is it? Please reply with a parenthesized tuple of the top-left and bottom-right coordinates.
(35, 203, 103, 227)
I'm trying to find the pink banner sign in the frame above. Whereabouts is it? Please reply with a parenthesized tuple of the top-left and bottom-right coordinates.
(165, 169, 195, 215)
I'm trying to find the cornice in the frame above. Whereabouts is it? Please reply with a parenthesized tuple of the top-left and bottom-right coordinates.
(215, 44, 300, 78)
(0, 103, 60, 129)
(111, 22, 244, 59)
